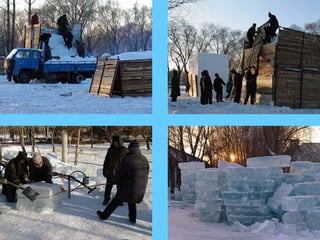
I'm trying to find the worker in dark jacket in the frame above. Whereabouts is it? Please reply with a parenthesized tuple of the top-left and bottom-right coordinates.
(97, 139, 149, 223)
(199, 70, 213, 104)
(102, 136, 128, 205)
(231, 69, 244, 103)
(28, 153, 53, 183)
(244, 66, 258, 105)
(170, 70, 180, 102)
(3, 151, 29, 202)
(247, 23, 256, 48)
(213, 73, 225, 102)
(264, 12, 279, 43)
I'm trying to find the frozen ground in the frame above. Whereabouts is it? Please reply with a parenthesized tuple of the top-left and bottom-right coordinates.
(169, 204, 320, 240)
(0, 76, 151, 114)
(168, 86, 320, 114)
(0, 144, 152, 240)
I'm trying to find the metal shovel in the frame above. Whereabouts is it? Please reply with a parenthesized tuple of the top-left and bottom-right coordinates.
(6, 181, 40, 201)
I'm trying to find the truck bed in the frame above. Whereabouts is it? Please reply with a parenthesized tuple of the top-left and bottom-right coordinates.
(42, 60, 96, 74)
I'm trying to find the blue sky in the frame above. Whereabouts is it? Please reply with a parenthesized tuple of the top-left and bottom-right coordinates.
(174, 0, 320, 32)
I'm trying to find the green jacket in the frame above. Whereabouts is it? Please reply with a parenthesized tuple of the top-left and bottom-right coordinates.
(4, 157, 29, 185)
(0, 176, 5, 184)
(103, 137, 128, 179)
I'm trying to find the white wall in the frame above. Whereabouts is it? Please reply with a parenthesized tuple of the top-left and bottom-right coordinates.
(189, 53, 229, 96)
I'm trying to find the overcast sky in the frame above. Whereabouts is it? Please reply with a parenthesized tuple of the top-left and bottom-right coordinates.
(170, 0, 320, 32)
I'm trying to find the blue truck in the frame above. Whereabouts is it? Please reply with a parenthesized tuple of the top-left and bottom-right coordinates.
(4, 48, 96, 83)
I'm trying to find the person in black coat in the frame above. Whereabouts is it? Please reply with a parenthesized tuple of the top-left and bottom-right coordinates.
(97, 139, 149, 223)
(244, 66, 258, 105)
(213, 73, 225, 102)
(28, 153, 53, 183)
(264, 12, 279, 44)
(231, 69, 244, 103)
(170, 70, 180, 102)
(199, 70, 213, 104)
(247, 23, 256, 48)
(3, 151, 29, 202)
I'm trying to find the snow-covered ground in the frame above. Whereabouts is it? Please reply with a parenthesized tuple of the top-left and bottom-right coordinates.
(168, 86, 320, 114)
(0, 144, 152, 240)
(0, 76, 151, 114)
(169, 203, 320, 240)
(0, 26, 152, 114)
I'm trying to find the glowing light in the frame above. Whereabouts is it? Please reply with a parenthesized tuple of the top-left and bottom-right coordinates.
(230, 153, 236, 162)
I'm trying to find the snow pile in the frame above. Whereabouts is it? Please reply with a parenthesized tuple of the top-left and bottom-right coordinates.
(171, 157, 320, 237)
(111, 51, 152, 60)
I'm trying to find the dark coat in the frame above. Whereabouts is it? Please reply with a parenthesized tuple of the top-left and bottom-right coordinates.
(111, 149, 149, 204)
(170, 74, 181, 98)
(4, 154, 29, 185)
(103, 137, 128, 179)
(200, 74, 213, 104)
(269, 14, 279, 31)
(28, 156, 53, 183)
(245, 70, 258, 93)
(213, 77, 225, 92)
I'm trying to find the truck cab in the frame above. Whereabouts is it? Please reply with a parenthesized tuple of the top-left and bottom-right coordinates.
(5, 48, 42, 83)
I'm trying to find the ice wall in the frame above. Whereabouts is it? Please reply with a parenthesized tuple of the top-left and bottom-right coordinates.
(178, 162, 205, 207)
(171, 158, 320, 231)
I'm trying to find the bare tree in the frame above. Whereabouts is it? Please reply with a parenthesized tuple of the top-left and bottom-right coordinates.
(97, 0, 124, 55)
(39, 0, 96, 28)
(122, 3, 152, 52)
(168, 0, 201, 10)
(168, 20, 197, 78)
(24, 0, 37, 24)
(305, 19, 320, 35)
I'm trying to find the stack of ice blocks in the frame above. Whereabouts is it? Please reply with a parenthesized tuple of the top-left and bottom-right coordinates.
(194, 168, 227, 222)
(222, 157, 285, 225)
(268, 161, 320, 231)
(178, 162, 205, 207)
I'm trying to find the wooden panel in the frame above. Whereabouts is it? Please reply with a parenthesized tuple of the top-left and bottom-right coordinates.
(89, 58, 118, 97)
(24, 24, 41, 49)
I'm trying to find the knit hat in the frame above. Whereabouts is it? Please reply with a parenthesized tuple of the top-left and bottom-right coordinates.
(128, 139, 140, 151)
(17, 151, 27, 161)
(32, 153, 43, 165)
(112, 136, 120, 142)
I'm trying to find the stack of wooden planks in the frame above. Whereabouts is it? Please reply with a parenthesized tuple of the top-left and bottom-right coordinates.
(119, 59, 152, 97)
(24, 24, 41, 49)
(275, 28, 320, 108)
(89, 58, 152, 97)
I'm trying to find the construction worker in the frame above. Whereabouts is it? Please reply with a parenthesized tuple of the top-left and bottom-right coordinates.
(264, 12, 279, 43)
(102, 136, 128, 205)
(97, 139, 149, 224)
(247, 23, 257, 48)
(3, 151, 29, 202)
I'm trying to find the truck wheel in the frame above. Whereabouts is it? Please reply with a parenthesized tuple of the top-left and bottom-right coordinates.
(18, 71, 31, 83)
(74, 74, 84, 83)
